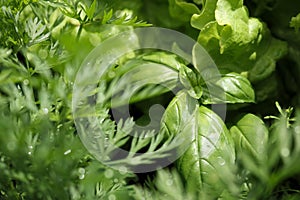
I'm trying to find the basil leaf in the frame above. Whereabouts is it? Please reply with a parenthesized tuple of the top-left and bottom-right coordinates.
(230, 114, 268, 162)
(202, 72, 255, 104)
(162, 92, 235, 195)
(160, 91, 198, 138)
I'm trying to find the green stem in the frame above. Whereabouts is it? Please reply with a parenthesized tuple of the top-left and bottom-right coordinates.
(76, 24, 83, 41)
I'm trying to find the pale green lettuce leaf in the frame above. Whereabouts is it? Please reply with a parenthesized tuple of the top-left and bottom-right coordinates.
(215, 0, 263, 53)
(192, 0, 287, 96)
(191, 0, 217, 30)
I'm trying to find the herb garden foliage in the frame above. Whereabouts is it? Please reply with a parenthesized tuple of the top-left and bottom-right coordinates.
(0, 0, 300, 199)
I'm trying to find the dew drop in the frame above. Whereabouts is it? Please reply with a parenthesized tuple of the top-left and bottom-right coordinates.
(28, 145, 33, 155)
(64, 149, 71, 155)
(38, 49, 48, 59)
(79, 174, 85, 180)
(78, 168, 85, 180)
(57, 124, 63, 131)
(7, 142, 15, 151)
(108, 194, 116, 200)
(108, 71, 116, 78)
(217, 157, 226, 166)
(281, 148, 290, 157)
(43, 108, 49, 114)
(104, 169, 114, 179)
(23, 79, 29, 85)
(118, 166, 128, 174)
(78, 168, 85, 174)
(166, 179, 173, 186)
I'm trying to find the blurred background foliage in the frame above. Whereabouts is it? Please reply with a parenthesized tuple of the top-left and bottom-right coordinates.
(0, 0, 300, 199)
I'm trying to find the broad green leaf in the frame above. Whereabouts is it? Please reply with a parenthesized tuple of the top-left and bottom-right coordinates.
(230, 114, 268, 162)
(160, 91, 198, 138)
(179, 105, 235, 195)
(161, 92, 235, 195)
(202, 72, 255, 104)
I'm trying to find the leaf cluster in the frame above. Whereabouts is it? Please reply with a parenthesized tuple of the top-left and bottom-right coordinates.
(0, 0, 300, 199)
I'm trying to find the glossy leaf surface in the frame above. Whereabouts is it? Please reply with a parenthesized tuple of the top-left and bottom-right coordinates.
(202, 72, 255, 104)
(230, 114, 268, 162)
(161, 92, 235, 194)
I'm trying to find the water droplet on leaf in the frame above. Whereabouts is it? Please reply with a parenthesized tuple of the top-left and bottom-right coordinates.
(23, 79, 29, 85)
(166, 179, 173, 186)
(281, 148, 290, 157)
(43, 108, 49, 114)
(104, 169, 114, 178)
(108, 194, 116, 200)
(64, 149, 71, 155)
(217, 157, 226, 166)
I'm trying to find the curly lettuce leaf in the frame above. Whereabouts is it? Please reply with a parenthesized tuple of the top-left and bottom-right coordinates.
(191, 0, 217, 30)
(215, 0, 263, 53)
(191, 0, 287, 103)
(196, 0, 287, 79)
